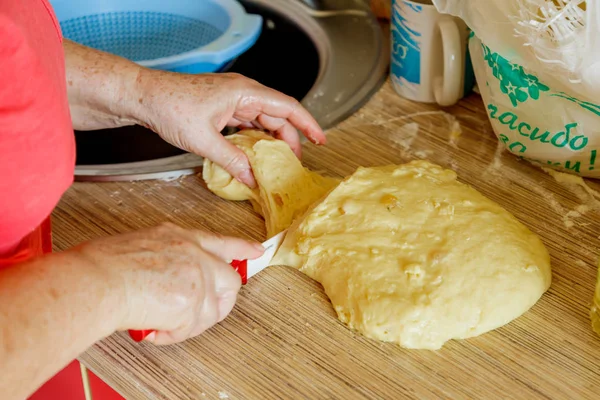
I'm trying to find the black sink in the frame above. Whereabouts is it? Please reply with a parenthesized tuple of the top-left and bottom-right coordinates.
(74, 1, 320, 166)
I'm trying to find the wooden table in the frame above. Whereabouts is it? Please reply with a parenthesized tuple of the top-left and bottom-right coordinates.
(53, 80, 600, 399)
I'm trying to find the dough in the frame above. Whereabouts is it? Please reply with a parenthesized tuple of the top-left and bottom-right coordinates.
(202, 130, 338, 237)
(203, 132, 552, 350)
(273, 161, 551, 349)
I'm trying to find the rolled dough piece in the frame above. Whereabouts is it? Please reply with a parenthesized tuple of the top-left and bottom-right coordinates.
(272, 161, 551, 349)
(202, 130, 338, 237)
(203, 132, 551, 349)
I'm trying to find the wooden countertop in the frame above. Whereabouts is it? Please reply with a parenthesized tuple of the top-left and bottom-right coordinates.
(53, 80, 600, 399)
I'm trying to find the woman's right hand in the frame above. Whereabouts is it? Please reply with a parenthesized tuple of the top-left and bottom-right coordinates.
(70, 222, 264, 345)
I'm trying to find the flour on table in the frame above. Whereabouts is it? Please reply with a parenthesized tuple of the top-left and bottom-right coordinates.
(484, 145, 585, 229)
(542, 167, 600, 227)
(443, 112, 462, 148)
(389, 122, 419, 150)
(543, 167, 600, 210)
(414, 149, 433, 159)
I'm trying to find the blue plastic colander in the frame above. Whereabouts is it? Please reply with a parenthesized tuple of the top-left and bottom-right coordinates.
(50, 0, 262, 73)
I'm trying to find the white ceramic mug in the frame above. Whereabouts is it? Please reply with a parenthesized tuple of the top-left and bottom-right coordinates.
(390, 0, 473, 106)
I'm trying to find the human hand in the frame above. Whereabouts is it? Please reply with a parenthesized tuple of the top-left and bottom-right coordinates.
(71, 222, 264, 345)
(129, 70, 326, 188)
(64, 41, 324, 187)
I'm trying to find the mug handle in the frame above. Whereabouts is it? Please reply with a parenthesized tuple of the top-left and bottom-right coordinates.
(433, 17, 463, 106)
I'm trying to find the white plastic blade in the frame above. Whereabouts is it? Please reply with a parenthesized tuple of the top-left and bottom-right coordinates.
(246, 230, 287, 279)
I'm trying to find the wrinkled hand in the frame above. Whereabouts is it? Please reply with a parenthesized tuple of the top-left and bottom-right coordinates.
(71, 222, 264, 345)
(130, 70, 326, 188)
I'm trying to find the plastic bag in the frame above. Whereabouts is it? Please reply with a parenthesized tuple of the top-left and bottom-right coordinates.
(433, 0, 600, 177)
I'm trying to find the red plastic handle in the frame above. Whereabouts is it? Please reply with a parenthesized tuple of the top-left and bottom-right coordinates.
(127, 259, 248, 342)
(230, 259, 248, 285)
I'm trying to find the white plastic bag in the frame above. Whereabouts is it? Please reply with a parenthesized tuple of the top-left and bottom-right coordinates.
(433, 0, 600, 177)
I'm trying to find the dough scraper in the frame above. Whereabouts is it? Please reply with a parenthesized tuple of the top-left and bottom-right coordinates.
(128, 230, 287, 342)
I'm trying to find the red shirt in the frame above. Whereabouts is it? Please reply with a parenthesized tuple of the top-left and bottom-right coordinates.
(0, 0, 74, 261)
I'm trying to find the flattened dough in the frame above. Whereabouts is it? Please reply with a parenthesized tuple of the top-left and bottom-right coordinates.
(203, 131, 551, 349)
(273, 161, 551, 349)
(202, 130, 338, 237)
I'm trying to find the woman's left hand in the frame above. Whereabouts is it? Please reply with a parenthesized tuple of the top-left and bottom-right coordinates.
(129, 70, 326, 187)
(65, 40, 324, 187)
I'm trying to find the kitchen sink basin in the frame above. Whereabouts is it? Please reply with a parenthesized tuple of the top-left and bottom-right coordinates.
(74, 0, 388, 181)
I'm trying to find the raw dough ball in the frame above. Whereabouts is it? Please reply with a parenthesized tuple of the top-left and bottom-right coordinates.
(202, 130, 338, 237)
(273, 161, 551, 349)
(202, 130, 268, 202)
